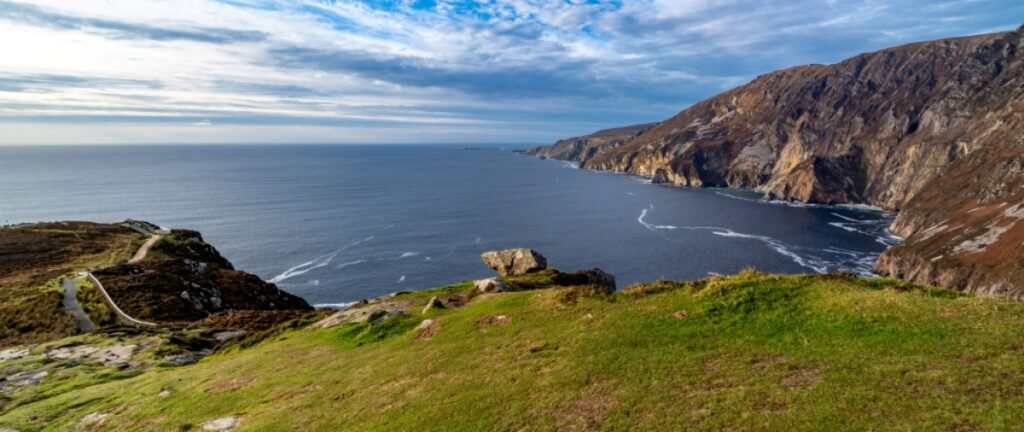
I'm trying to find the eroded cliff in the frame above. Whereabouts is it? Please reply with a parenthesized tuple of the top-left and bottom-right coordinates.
(528, 25, 1024, 297)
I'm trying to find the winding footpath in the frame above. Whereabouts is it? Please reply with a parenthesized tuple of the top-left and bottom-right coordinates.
(61, 276, 95, 332)
(128, 231, 163, 264)
(74, 225, 166, 329)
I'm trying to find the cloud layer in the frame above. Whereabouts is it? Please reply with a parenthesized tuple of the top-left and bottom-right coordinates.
(0, 0, 1020, 144)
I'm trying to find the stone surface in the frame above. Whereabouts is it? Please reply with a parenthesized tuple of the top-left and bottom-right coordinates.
(473, 278, 507, 293)
(5, 371, 47, 387)
(527, 25, 1024, 297)
(212, 330, 247, 342)
(202, 416, 240, 431)
(480, 248, 547, 276)
(79, 412, 107, 426)
(0, 349, 29, 362)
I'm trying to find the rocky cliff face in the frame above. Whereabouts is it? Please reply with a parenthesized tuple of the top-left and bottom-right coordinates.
(525, 123, 657, 165)
(94, 229, 311, 323)
(528, 25, 1024, 297)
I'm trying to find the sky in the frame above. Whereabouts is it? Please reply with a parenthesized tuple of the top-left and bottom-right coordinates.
(0, 0, 1021, 145)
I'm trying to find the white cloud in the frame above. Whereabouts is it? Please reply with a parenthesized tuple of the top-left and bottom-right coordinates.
(0, 0, 1019, 144)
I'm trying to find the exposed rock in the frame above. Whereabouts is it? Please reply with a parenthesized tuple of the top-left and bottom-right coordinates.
(0, 349, 28, 362)
(164, 353, 198, 366)
(524, 123, 658, 165)
(201, 416, 240, 431)
(421, 296, 445, 314)
(79, 411, 107, 426)
(4, 370, 47, 387)
(527, 25, 1024, 297)
(212, 331, 247, 342)
(480, 248, 547, 276)
(47, 345, 99, 362)
(315, 299, 416, 329)
(92, 344, 135, 366)
(474, 278, 508, 293)
(552, 268, 617, 293)
(414, 319, 439, 339)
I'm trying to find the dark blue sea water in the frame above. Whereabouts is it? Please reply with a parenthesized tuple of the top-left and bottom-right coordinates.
(0, 145, 900, 306)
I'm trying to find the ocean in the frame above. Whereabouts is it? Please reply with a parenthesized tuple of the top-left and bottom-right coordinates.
(0, 144, 899, 306)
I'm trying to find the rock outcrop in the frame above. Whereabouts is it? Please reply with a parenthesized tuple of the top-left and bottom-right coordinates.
(527, 25, 1024, 297)
(92, 228, 311, 323)
(552, 268, 617, 293)
(481, 248, 547, 276)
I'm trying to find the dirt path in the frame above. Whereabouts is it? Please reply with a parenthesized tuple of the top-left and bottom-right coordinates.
(85, 273, 157, 328)
(128, 233, 163, 264)
(61, 277, 95, 332)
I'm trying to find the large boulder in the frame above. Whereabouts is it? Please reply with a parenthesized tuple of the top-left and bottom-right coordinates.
(552, 268, 617, 293)
(480, 248, 547, 276)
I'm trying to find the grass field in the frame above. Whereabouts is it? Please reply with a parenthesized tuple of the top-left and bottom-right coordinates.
(3, 271, 1024, 431)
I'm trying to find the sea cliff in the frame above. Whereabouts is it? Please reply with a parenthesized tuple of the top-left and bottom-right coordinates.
(527, 25, 1024, 298)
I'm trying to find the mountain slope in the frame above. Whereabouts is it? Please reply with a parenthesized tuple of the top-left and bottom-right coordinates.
(527, 25, 1024, 297)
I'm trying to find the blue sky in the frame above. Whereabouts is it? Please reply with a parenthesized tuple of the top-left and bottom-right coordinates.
(0, 0, 1021, 144)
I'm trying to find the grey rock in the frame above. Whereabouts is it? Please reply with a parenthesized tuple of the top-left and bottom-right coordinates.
(480, 248, 547, 276)
(473, 278, 508, 293)
(202, 416, 240, 431)
(212, 331, 246, 342)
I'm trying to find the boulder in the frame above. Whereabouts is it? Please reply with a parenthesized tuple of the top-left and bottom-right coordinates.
(480, 248, 547, 276)
(201, 416, 240, 431)
(552, 268, 616, 293)
(473, 278, 508, 293)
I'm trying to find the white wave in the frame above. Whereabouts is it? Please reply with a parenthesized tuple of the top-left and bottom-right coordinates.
(336, 259, 366, 269)
(830, 212, 863, 222)
(309, 280, 320, 286)
(399, 252, 420, 258)
(398, 275, 406, 283)
(637, 206, 829, 273)
(829, 222, 862, 233)
(561, 161, 580, 169)
(268, 235, 376, 283)
(637, 205, 678, 230)
(708, 229, 828, 273)
(268, 252, 336, 283)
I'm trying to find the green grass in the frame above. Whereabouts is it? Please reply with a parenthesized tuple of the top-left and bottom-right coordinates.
(4, 272, 1024, 431)
(76, 277, 117, 328)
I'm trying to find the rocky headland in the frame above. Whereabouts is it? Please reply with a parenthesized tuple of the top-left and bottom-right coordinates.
(526, 24, 1024, 298)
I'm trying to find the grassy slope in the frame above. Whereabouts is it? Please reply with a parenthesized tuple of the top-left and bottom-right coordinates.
(5, 272, 1024, 431)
